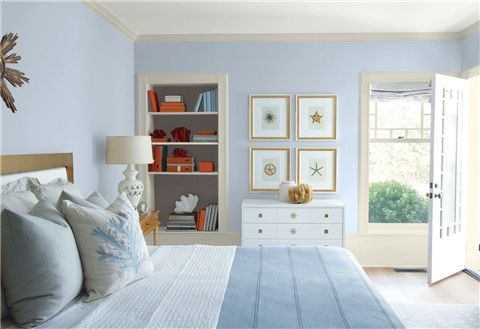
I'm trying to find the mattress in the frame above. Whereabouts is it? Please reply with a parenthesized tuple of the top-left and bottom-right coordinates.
(2, 245, 404, 329)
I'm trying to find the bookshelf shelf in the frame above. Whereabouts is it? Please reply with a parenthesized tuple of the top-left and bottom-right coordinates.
(149, 112, 217, 116)
(148, 171, 218, 176)
(152, 142, 218, 146)
(137, 73, 229, 245)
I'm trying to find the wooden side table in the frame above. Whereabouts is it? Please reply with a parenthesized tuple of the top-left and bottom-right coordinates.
(140, 210, 160, 245)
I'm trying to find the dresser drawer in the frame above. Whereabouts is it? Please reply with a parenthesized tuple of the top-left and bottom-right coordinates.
(276, 239, 311, 246)
(310, 224, 343, 240)
(310, 208, 343, 224)
(243, 208, 277, 223)
(243, 238, 277, 247)
(277, 224, 310, 240)
(309, 239, 343, 247)
(278, 208, 309, 223)
(243, 223, 277, 239)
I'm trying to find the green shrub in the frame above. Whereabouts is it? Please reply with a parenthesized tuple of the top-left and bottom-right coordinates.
(369, 180, 428, 223)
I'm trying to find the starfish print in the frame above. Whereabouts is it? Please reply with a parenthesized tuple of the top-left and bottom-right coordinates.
(310, 162, 323, 176)
(309, 111, 323, 124)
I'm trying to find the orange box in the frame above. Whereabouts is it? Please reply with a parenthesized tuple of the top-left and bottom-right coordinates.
(167, 164, 194, 172)
(166, 156, 193, 164)
(199, 161, 215, 172)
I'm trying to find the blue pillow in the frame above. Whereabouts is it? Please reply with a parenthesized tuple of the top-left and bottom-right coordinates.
(1, 200, 83, 327)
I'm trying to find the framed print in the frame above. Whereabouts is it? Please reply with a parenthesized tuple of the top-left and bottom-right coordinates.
(297, 148, 337, 192)
(249, 94, 290, 140)
(250, 147, 290, 192)
(296, 95, 337, 140)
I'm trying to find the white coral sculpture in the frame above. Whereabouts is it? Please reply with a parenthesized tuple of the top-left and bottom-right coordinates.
(174, 193, 199, 213)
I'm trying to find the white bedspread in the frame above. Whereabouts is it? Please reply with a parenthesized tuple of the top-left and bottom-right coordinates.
(74, 245, 236, 329)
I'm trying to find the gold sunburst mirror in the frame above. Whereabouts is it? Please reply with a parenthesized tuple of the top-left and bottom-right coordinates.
(0, 33, 29, 113)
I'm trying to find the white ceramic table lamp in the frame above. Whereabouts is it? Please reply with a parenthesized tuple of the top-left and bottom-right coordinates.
(105, 136, 153, 208)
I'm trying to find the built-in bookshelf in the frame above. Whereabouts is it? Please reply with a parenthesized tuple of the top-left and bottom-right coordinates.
(136, 74, 231, 244)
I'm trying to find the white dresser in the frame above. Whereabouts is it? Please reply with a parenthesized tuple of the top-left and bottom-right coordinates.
(242, 199, 345, 247)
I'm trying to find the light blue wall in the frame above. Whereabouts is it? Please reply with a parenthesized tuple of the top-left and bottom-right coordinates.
(1, 2, 134, 201)
(462, 32, 480, 70)
(135, 39, 462, 232)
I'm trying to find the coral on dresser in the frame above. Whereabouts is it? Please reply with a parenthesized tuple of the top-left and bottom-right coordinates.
(288, 183, 313, 204)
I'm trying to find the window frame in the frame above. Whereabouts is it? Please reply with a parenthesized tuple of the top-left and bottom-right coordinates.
(358, 72, 433, 235)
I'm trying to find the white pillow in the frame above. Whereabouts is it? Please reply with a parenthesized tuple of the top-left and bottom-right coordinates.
(31, 178, 82, 210)
(1, 177, 40, 195)
(1, 191, 38, 213)
(62, 192, 153, 301)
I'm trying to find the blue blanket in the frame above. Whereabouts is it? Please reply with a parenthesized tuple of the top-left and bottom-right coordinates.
(217, 246, 404, 329)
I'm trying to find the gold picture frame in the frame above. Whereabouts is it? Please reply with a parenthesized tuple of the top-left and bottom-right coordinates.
(296, 148, 337, 192)
(249, 94, 291, 140)
(250, 147, 291, 192)
(296, 95, 337, 140)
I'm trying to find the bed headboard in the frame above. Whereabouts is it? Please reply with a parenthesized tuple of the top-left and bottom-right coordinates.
(0, 153, 74, 183)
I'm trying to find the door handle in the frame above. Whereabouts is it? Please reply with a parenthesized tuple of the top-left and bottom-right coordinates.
(434, 193, 442, 199)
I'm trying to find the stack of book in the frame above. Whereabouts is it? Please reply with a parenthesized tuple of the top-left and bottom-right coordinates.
(148, 146, 167, 172)
(192, 130, 218, 142)
(166, 213, 197, 231)
(193, 89, 218, 112)
(160, 95, 186, 112)
(196, 203, 218, 231)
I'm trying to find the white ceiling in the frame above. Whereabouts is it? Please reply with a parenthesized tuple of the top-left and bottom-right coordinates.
(93, 0, 480, 38)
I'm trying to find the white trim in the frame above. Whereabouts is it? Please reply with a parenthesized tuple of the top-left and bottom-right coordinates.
(459, 20, 480, 39)
(359, 72, 435, 235)
(461, 65, 480, 79)
(135, 32, 463, 43)
(346, 233, 428, 267)
(82, 0, 137, 40)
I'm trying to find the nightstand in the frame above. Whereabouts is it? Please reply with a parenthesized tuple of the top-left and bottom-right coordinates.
(140, 210, 160, 245)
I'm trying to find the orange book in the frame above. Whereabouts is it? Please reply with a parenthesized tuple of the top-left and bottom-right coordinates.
(199, 161, 214, 172)
(159, 108, 185, 112)
(166, 156, 193, 164)
(148, 90, 159, 112)
(196, 130, 217, 135)
(160, 102, 185, 108)
(196, 209, 206, 231)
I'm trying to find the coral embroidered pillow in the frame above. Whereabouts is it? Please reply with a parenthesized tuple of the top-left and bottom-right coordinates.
(62, 192, 153, 301)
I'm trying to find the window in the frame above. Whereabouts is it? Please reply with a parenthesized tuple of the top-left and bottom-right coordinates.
(359, 73, 432, 234)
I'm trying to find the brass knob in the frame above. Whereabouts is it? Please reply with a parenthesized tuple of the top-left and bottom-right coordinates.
(258, 213, 263, 218)
(290, 212, 297, 219)
(324, 229, 329, 234)
(324, 214, 329, 218)
(290, 228, 297, 235)
(258, 229, 263, 234)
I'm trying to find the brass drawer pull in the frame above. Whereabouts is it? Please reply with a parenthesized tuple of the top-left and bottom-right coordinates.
(290, 212, 297, 219)
(290, 228, 297, 235)
(324, 213, 329, 218)
(258, 213, 263, 218)
(324, 229, 329, 234)
(258, 229, 263, 234)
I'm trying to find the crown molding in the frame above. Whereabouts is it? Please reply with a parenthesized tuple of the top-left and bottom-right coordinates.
(459, 20, 480, 39)
(135, 32, 462, 43)
(82, 0, 137, 40)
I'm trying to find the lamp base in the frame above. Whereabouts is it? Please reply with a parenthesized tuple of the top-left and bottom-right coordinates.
(118, 164, 143, 208)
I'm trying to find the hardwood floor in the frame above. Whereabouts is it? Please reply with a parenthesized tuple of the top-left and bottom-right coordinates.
(365, 268, 480, 305)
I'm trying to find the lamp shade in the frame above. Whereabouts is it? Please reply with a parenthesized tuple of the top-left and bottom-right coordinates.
(105, 136, 153, 164)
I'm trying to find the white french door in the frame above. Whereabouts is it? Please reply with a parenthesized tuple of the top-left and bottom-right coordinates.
(428, 74, 469, 284)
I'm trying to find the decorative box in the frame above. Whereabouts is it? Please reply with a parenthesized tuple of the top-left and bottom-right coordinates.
(167, 164, 194, 172)
(199, 161, 215, 172)
(166, 156, 194, 164)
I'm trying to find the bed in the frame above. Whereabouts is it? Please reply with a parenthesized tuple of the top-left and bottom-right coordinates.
(0, 153, 404, 329)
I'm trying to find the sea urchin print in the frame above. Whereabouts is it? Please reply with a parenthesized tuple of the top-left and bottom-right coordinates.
(264, 111, 276, 124)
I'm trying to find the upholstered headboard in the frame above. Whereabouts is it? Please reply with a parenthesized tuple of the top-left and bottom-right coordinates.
(0, 153, 74, 183)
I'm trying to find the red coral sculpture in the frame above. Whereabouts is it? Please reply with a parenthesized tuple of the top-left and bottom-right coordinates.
(171, 127, 191, 142)
(150, 129, 166, 138)
(172, 148, 188, 157)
